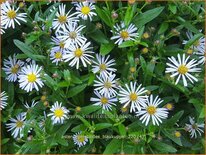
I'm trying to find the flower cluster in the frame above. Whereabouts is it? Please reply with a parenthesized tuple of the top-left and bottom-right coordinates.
(1, 1, 205, 154)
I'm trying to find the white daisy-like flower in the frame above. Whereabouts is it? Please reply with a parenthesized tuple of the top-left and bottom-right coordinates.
(47, 101, 69, 124)
(23, 101, 38, 110)
(18, 63, 44, 92)
(118, 82, 148, 113)
(92, 54, 117, 77)
(73, 131, 88, 148)
(185, 117, 204, 139)
(52, 3, 78, 31)
(183, 31, 205, 53)
(196, 49, 205, 65)
(165, 54, 201, 87)
(90, 90, 117, 111)
(1, 26, 5, 34)
(94, 72, 119, 98)
(183, 31, 205, 65)
(50, 47, 66, 65)
(136, 95, 168, 126)
(2, 54, 24, 82)
(57, 22, 87, 48)
(74, 1, 97, 21)
(111, 22, 139, 45)
(6, 112, 26, 139)
(1, 1, 27, 29)
(51, 35, 66, 49)
(0, 91, 8, 110)
(63, 41, 94, 69)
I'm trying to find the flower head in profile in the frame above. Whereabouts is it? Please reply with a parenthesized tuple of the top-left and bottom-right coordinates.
(63, 41, 94, 69)
(57, 22, 87, 48)
(73, 131, 88, 148)
(185, 117, 204, 139)
(18, 63, 44, 92)
(111, 22, 139, 45)
(0, 91, 8, 110)
(165, 54, 201, 87)
(74, 1, 97, 21)
(2, 54, 24, 82)
(92, 54, 117, 77)
(118, 82, 148, 113)
(94, 72, 119, 98)
(23, 101, 38, 110)
(90, 90, 117, 111)
(47, 101, 69, 124)
(136, 95, 169, 126)
(1, 1, 27, 29)
(6, 112, 26, 138)
(52, 3, 78, 31)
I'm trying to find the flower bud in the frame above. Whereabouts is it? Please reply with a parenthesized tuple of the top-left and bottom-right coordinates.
(75, 106, 81, 112)
(174, 131, 181, 138)
(96, 22, 102, 29)
(130, 67, 136, 73)
(128, 0, 136, 5)
(111, 11, 118, 19)
(41, 95, 47, 102)
(142, 48, 149, 54)
(143, 32, 150, 39)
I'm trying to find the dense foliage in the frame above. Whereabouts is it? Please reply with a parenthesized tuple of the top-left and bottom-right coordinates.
(1, 0, 205, 154)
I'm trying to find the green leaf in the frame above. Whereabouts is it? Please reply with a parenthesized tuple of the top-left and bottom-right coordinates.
(150, 140, 177, 153)
(124, 4, 136, 26)
(163, 110, 184, 127)
(184, 33, 203, 49)
(95, 123, 112, 131)
(103, 139, 121, 154)
(118, 124, 126, 136)
(1, 138, 10, 145)
(100, 43, 115, 55)
(169, 4, 177, 14)
(95, 6, 113, 27)
(80, 105, 101, 115)
(13, 40, 46, 61)
(176, 16, 199, 33)
(67, 84, 87, 98)
(133, 7, 165, 28)
(76, 115, 91, 128)
(88, 73, 95, 86)
(63, 70, 71, 83)
(158, 22, 169, 34)
(118, 40, 135, 48)
(89, 29, 109, 44)
(162, 129, 182, 146)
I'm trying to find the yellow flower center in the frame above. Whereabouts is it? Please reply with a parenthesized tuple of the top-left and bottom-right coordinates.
(74, 48, 83, 58)
(130, 93, 138, 101)
(100, 97, 108, 104)
(7, 10, 16, 19)
(54, 108, 64, 118)
(77, 135, 85, 143)
(59, 41, 65, 48)
(27, 73, 37, 83)
(104, 81, 112, 89)
(165, 103, 173, 110)
(11, 64, 19, 74)
(174, 131, 181, 138)
(58, 15, 67, 24)
(194, 40, 200, 46)
(81, 6, 90, 15)
(192, 124, 198, 129)
(146, 106, 156, 115)
(55, 51, 62, 59)
(178, 65, 188, 74)
(187, 49, 193, 55)
(120, 30, 129, 39)
(16, 121, 23, 128)
(69, 31, 77, 39)
(99, 63, 107, 71)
